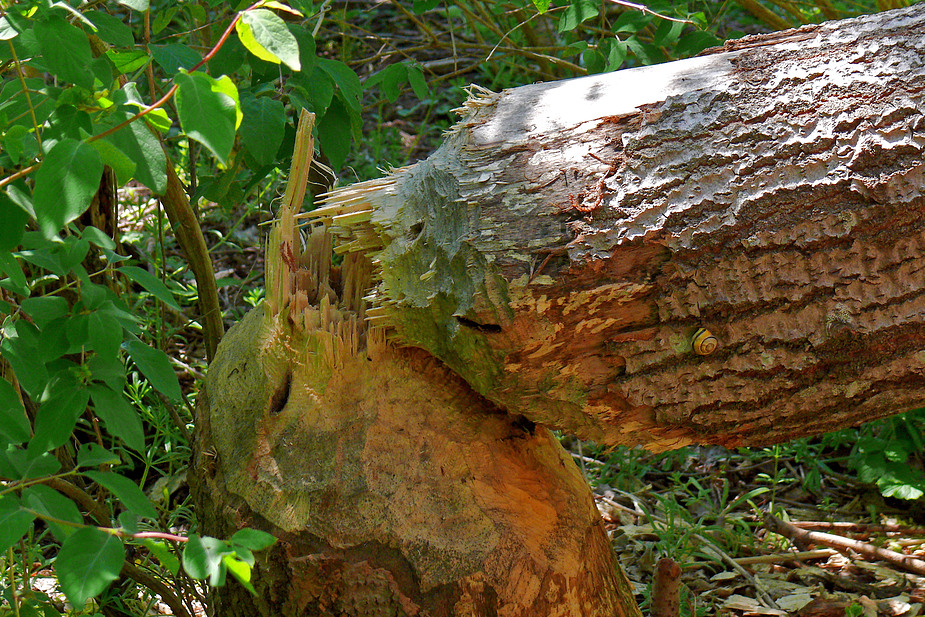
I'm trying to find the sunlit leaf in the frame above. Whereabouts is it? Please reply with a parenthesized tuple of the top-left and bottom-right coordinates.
(116, 0, 149, 10)
(183, 534, 232, 586)
(223, 555, 256, 594)
(237, 8, 300, 71)
(143, 539, 180, 574)
(174, 71, 238, 164)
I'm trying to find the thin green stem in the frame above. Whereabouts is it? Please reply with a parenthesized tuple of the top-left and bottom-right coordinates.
(6, 40, 41, 150)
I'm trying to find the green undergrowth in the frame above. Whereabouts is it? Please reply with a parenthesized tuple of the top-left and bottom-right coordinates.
(0, 0, 919, 614)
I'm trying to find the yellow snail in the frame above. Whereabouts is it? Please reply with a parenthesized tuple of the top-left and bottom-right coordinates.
(692, 328, 718, 356)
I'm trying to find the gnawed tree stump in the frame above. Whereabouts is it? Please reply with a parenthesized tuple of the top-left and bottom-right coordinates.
(194, 6, 925, 616)
(193, 112, 639, 615)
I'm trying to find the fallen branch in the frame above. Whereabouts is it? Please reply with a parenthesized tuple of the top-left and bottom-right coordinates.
(764, 514, 925, 577)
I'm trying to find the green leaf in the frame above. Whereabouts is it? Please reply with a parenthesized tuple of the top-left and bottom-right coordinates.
(0, 191, 29, 251)
(123, 339, 183, 402)
(30, 387, 89, 454)
(367, 63, 405, 103)
(318, 97, 352, 170)
(76, 443, 120, 468)
(212, 75, 243, 130)
(83, 471, 158, 519)
(33, 139, 104, 239)
(653, 19, 684, 48)
(603, 38, 628, 72)
(34, 15, 94, 89)
(223, 555, 256, 594)
(86, 11, 135, 48)
(0, 320, 47, 398)
(412, 0, 440, 13)
(21, 296, 69, 329)
(289, 67, 333, 115)
(105, 50, 150, 74)
(583, 48, 605, 75)
(237, 9, 300, 71)
(174, 71, 239, 165)
(624, 36, 664, 66)
(532, 0, 551, 12)
(0, 495, 35, 554)
(230, 528, 277, 551)
(881, 482, 924, 500)
(0, 378, 30, 444)
(116, 0, 149, 10)
(406, 63, 430, 100)
(89, 311, 123, 358)
(288, 24, 315, 75)
(89, 138, 136, 188)
(57, 528, 125, 608)
(80, 226, 116, 251)
(89, 384, 146, 452)
(558, 1, 598, 33)
(118, 266, 181, 310)
(112, 83, 172, 133)
(151, 6, 178, 34)
(183, 534, 232, 585)
(142, 539, 180, 575)
(317, 58, 361, 111)
(151, 44, 201, 75)
(0, 15, 19, 41)
(240, 95, 286, 165)
(7, 449, 61, 480)
(209, 31, 247, 76)
(21, 485, 82, 540)
(89, 352, 126, 391)
(0, 251, 29, 296)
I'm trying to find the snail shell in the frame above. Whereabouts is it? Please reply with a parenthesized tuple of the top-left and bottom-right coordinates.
(692, 328, 718, 356)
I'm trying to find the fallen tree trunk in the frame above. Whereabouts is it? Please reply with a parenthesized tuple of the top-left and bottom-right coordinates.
(194, 6, 925, 616)
(313, 4, 925, 451)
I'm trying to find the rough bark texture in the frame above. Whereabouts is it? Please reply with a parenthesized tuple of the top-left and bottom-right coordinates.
(194, 113, 640, 615)
(193, 301, 638, 617)
(314, 5, 925, 452)
(196, 8, 925, 617)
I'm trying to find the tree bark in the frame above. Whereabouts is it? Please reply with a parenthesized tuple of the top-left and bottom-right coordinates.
(312, 5, 925, 451)
(193, 303, 638, 616)
(195, 6, 925, 617)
